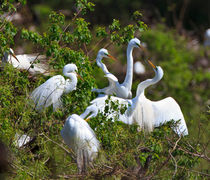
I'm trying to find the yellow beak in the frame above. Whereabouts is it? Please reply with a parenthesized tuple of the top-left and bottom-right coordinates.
(76, 73, 84, 81)
(11, 53, 20, 63)
(85, 117, 90, 121)
(107, 54, 117, 61)
(148, 60, 156, 69)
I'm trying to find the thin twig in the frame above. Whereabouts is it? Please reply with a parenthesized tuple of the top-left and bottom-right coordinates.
(61, 7, 82, 34)
(11, 162, 34, 177)
(87, 38, 104, 56)
(169, 149, 177, 178)
(26, 53, 41, 72)
(83, 43, 88, 56)
(56, 174, 84, 179)
(0, 2, 21, 31)
(149, 136, 182, 179)
(72, 8, 82, 22)
(104, 42, 113, 49)
(40, 133, 75, 160)
(177, 146, 210, 161)
(177, 165, 210, 177)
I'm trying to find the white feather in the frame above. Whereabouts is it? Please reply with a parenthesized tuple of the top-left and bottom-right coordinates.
(88, 63, 188, 136)
(2, 49, 49, 75)
(134, 61, 145, 74)
(31, 75, 65, 111)
(30, 64, 78, 111)
(93, 38, 142, 99)
(61, 114, 100, 173)
(204, 28, 210, 46)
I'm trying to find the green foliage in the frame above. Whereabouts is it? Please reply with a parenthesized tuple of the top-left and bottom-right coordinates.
(76, 0, 95, 15)
(74, 18, 92, 44)
(96, 26, 107, 38)
(0, 0, 209, 179)
(0, 1, 17, 57)
(107, 12, 147, 45)
(141, 25, 209, 125)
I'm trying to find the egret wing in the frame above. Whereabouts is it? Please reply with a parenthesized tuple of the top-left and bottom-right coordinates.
(16, 54, 49, 74)
(152, 97, 188, 136)
(104, 73, 118, 87)
(61, 114, 99, 160)
(90, 95, 130, 122)
(30, 75, 65, 111)
(16, 54, 46, 63)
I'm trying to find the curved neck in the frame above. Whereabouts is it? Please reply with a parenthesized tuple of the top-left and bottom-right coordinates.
(2, 53, 10, 63)
(64, 73, 78, 93)
(80, 105, 98, 119)
(80, 111, 88, 119)
(122, 45, 134, 89)
(136, 78, 156, 97)
(96, 55, 109, 74)
(131, 68, 163, 112)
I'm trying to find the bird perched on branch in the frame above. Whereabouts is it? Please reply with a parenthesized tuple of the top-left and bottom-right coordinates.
(30, 63, 81, 111)
(2, 48, 49, 75)
(61, 106, 99, 174)
(88, 60, 188, 136)
(92, 38, 145, 99)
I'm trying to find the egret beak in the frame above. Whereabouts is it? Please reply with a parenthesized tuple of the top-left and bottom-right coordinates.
(85, 117, 91, 121)
(148, 60, 156, 69)
(11, 53, 20, 63)
(76, 73, 84, 81)
(107, 54, 117, 61)
(139, 45, 146, 52)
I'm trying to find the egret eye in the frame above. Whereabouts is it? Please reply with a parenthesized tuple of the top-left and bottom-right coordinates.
(135, 42, 140, 47)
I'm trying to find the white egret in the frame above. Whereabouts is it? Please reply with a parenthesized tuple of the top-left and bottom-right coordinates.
(15, 133, 31, 148)
(2, 48, 49, 75)
(204, 28, 210, 46)
(61, 108, 100, 173)
(88, 61, 188, 136)
(80, 105, 99, 120)
(94, 48, 117, 74)
(137, 60, 188, 136)
(92, 38, 143, 99)
(30, 63, 79, 111)
(134, 61, 145, 74)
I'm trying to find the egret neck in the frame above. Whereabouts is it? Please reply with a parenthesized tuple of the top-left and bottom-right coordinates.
(96, 55, 109, 74)
(122, 43, 134, 90)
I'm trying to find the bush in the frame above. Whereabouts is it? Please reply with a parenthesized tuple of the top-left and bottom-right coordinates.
(0, 1, 209, 179)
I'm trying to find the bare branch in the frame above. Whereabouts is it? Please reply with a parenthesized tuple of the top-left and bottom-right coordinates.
(40, 133, 76, 160)
(149, 136, 182, 179)
(26, 53, 41, 72)
(87, 38, 104, 56)
(11, 163, 34, 177)
(177, 146, 210, 161)
(177, 165, 210, 177)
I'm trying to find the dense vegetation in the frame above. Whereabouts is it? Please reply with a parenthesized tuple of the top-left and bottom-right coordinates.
(0, 0, 209, 179)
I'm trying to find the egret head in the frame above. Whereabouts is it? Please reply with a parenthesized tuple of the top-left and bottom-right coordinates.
(148, 60, 164, 77)
(2, 48, 19, 63)
(129, 38, 141, 48)
(129, 38, 147, 52)
(9, 48, 15, 54)
(97, 48, 117, 61)
(63, 63, 78, 73)
(84, 105, 99, 121)
(63, 63, 83, 80)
